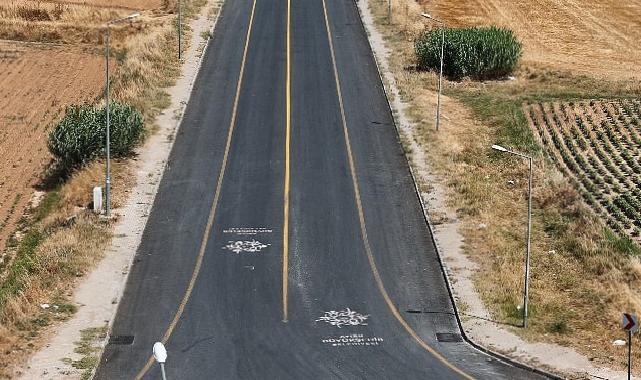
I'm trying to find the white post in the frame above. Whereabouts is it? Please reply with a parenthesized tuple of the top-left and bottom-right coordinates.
(93, 187, 103, 214)
(628, 330, 632, 380)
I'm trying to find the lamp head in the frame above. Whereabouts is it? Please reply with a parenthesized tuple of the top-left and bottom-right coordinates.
(153, 342, 167, 363)
(491, 144, 508, 152)
(420, 13, 442, 23)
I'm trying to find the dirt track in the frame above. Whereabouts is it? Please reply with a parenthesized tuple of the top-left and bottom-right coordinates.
(425, 0, 641, 80)
(0, 41, 107, 257)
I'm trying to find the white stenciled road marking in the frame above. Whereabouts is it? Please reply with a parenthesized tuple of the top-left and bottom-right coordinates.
(222, 239, 270, 254)
(223, 227, 273, 235)
(316, 308, 369, 328)
(321, 333, 384, 347)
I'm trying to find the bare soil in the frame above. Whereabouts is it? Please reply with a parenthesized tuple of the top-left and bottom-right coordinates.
(0, 41, 108, 261)
(421, 0, 641, 81)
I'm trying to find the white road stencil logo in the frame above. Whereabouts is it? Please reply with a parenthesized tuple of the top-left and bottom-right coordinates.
(222, 239, 270, 254)
(316, 308, 369, 328)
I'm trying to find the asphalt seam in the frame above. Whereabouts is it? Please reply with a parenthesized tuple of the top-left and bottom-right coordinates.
(320, 0, 475, 378)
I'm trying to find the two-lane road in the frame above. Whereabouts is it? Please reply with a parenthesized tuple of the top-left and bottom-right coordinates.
(95, 0, 547, 378)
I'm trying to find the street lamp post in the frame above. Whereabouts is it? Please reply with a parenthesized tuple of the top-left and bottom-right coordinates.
(153, 342, 168, 380)
(492, 144, 533, 328)
(104, 12, 140, 217)
(178, 0, 182, 60)
(420, 13, 445, 131)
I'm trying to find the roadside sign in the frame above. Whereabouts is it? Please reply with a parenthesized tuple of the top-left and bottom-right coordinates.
(622, 313, 638, 333)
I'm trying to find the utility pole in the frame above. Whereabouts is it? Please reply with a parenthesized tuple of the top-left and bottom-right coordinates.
(105, 25, 111, 217)
(104, 12, 140, 217)
(492, 144, 533, 328)
(178, 0, 182, 60)
(420, 13, 445, 131)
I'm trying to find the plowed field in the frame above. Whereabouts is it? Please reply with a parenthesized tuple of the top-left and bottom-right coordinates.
(57, 0, 163, 9)
(0, 41, 108, 258)
(5, 0, 163, 11)
(424, 0, 641, 80)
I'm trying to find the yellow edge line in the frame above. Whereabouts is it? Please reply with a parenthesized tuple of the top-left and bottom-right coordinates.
(134, 0, 258, 377)
(319, 1, 475, 379)
(282, 0, 292, 323)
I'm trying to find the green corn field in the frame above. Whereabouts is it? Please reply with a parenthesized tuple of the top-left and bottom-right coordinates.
(48, 102, 144, 171)
(415, 26, 522, 80)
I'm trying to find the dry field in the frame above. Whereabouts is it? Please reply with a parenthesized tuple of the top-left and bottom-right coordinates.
(52, 0, 163, 10)
(421, 0, 641, 81)
(0, 0, 165, 43)
(0, 41, 108, 262)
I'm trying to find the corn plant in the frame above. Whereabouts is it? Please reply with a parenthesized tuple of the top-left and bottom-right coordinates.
(415, 26, 522, 80)
(48, 102, 144, 171)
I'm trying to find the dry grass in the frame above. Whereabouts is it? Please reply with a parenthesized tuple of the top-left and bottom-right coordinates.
(0, 161, 132, 379)
(0, 0, 174, 44)
(369, 0, 641, 373)
(0, 0, 132, 43)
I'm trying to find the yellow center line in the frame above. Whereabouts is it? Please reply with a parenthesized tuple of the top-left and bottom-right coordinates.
(319, 1, 475, 379)
(282, 0, 292, 323)
(134, 0, 258, 377)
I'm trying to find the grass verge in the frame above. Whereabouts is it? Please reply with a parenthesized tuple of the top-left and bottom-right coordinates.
(367, 0, 641, 373)
(0, 0, 211, 377)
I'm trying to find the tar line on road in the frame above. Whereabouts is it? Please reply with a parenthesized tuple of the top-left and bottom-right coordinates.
(282, 0, 292, 323)
(319, 0, 474, 378)
(133, 0, 259, 378)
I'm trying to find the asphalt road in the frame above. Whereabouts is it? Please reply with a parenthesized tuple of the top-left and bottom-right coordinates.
(95, 0, 548, 379)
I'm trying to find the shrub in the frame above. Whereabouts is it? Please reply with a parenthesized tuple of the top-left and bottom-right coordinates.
(48, 102, 144, 170)
(415, 26, 522, 80)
